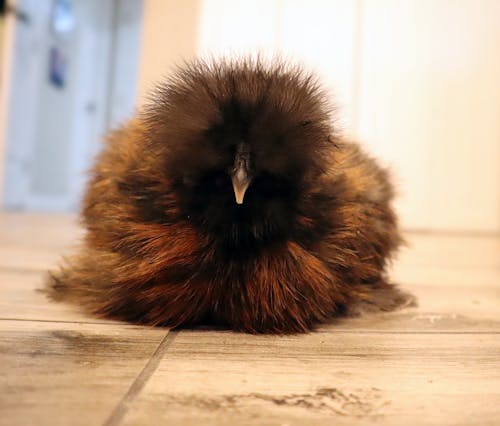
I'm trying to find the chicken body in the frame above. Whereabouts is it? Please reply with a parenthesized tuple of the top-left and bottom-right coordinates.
(47, 58, 409, 333)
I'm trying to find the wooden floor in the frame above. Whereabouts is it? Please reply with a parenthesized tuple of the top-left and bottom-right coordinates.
(0, 212, 499, 426)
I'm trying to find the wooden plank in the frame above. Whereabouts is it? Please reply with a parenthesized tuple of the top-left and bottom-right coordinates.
(1, 269, 499, 331)
(398, 233, 500, 270)
(0, 212, 81, 250)
(120, 330, 500, 426)
(326, 285, 500, 332)
(0, 320, 168, 426)
(0, 246, 70, 272)
(393, 265, 500, 288)
(391, 233, 500, 287)
(0, 211, 499, 426)
(0, 271, 120, 324)
(0, 212, 80, 271)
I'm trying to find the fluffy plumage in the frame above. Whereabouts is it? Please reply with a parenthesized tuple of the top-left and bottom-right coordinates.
(46, 58, 412, 333)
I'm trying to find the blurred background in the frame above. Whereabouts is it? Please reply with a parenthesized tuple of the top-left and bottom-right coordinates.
(0, 0, 499, 233)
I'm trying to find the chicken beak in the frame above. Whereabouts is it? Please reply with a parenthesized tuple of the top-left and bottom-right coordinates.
(231, 142, 252, 204)
(231, 167, 251, 204)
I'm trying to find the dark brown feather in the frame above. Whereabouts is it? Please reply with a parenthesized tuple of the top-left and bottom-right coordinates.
(46, 57, 413, 334)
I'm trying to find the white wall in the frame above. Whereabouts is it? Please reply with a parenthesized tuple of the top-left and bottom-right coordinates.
(356, 0, 500, 232)
(198, 0, 359, 132)
(2, 0, 498, 231)
(136, 0, 200, 105)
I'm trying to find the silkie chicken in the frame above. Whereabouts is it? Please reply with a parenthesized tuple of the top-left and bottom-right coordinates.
(46, 58, 413, 333)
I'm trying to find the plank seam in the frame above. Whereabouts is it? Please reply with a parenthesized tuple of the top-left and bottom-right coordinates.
(103, 330, 179, 426)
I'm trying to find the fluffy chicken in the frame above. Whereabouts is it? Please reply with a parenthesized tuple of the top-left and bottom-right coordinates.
(47, 58, 412, 333)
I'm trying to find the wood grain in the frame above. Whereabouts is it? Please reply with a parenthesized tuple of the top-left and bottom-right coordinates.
(0, 246, 72, 272)
(0, 212, 81, 272)
(0, 271, 119, 324)
(1, 270, 498, 331)
(120, 330, 500, 426)
(391, 233, 500, 287)
(0, 212, 82, 250)
(0, 320, 168, 426)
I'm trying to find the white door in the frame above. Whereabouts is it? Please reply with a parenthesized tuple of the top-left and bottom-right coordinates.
(2, 0, 142, 211)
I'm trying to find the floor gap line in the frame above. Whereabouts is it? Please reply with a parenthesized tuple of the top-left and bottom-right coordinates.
(103, 330, 179, 426)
